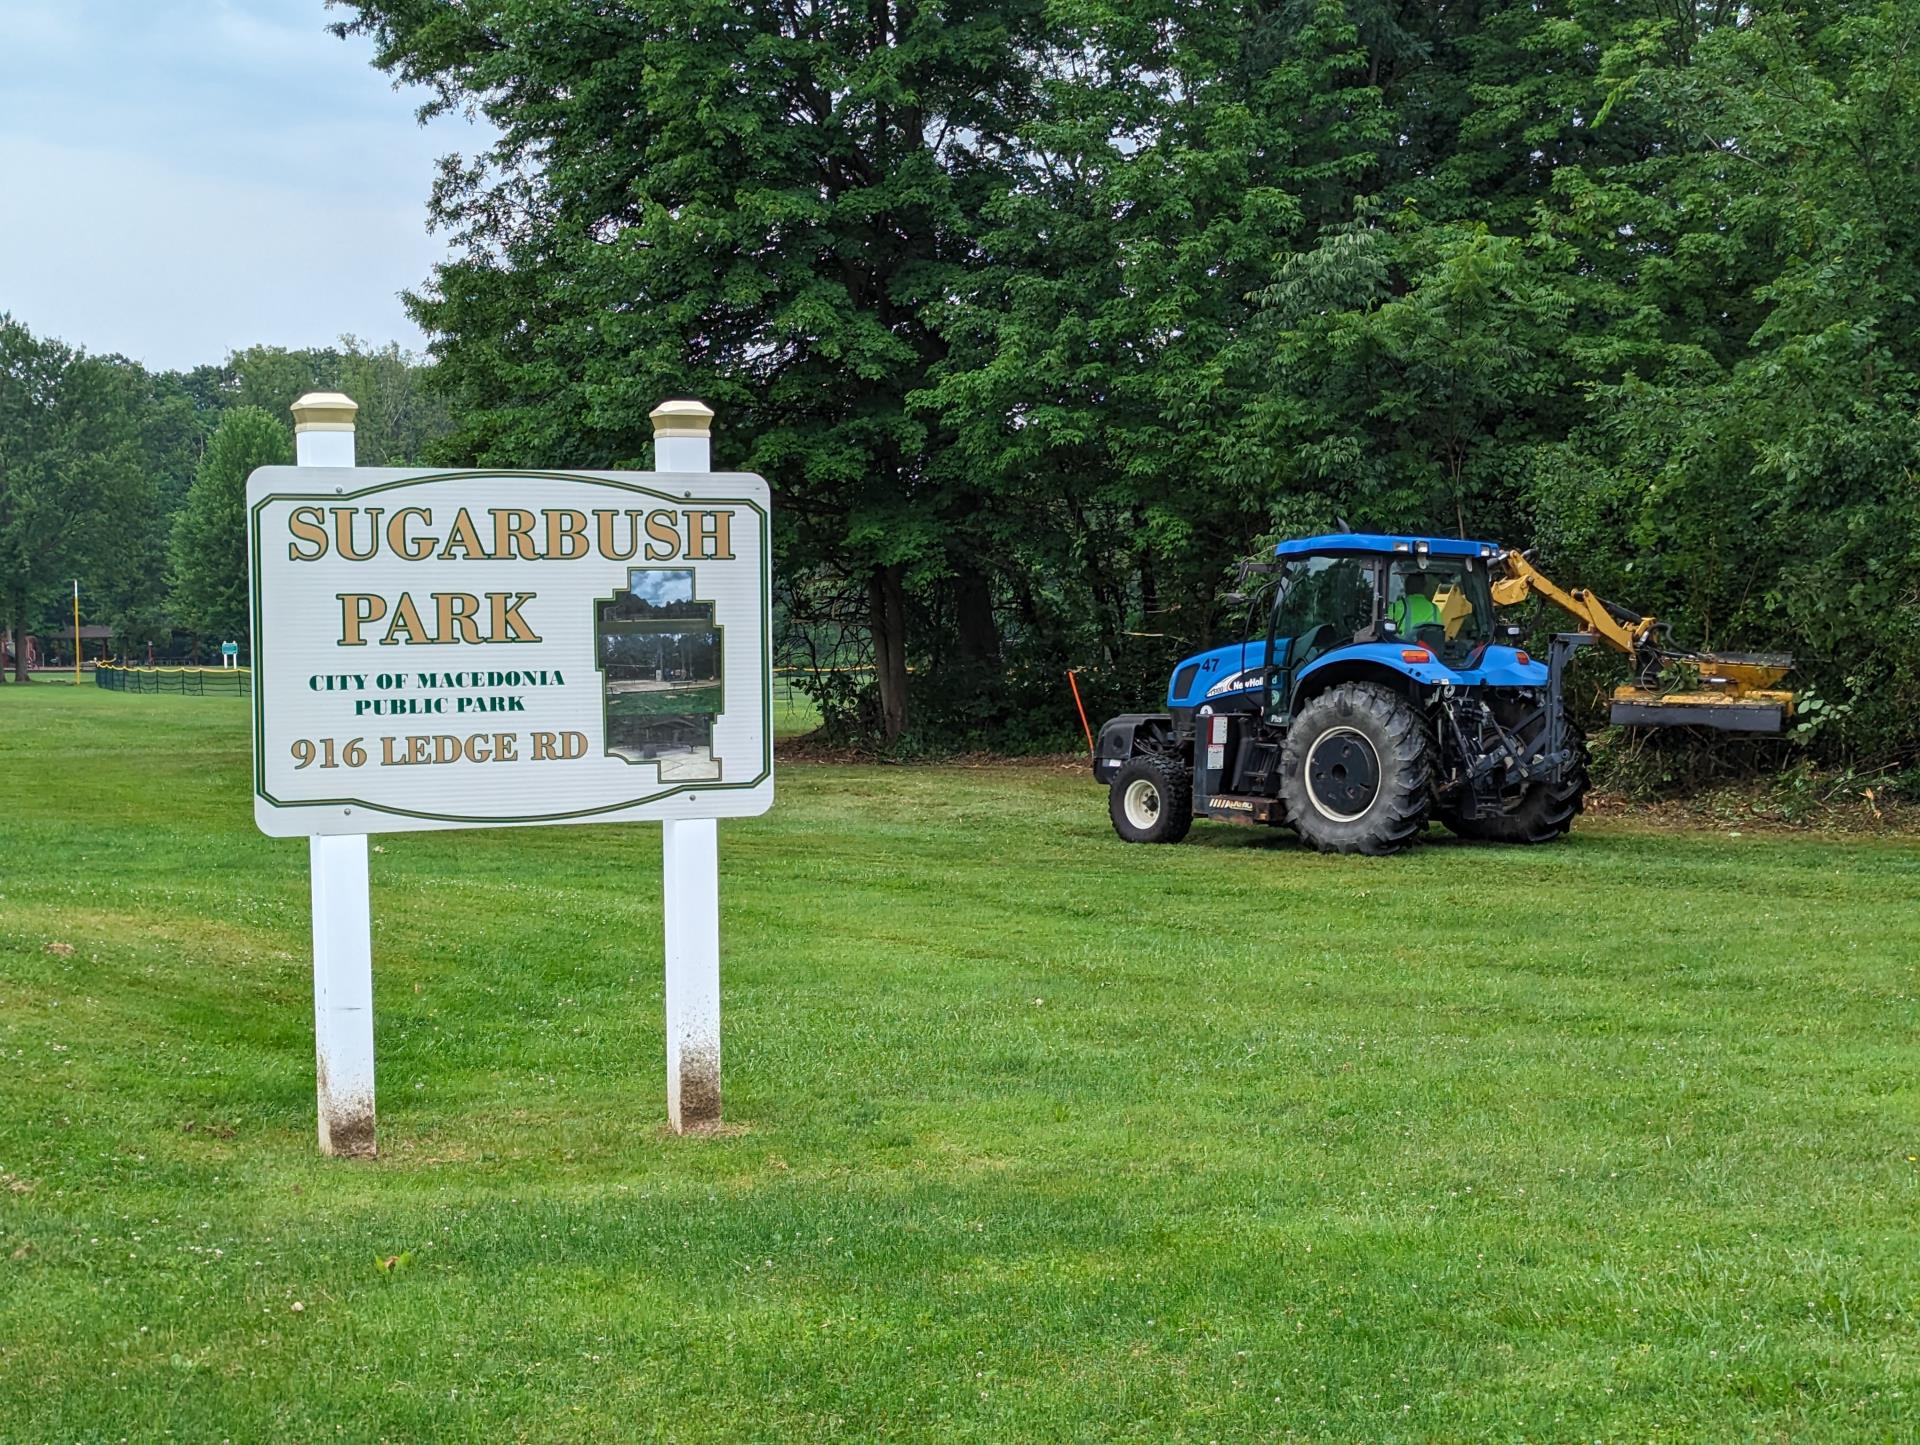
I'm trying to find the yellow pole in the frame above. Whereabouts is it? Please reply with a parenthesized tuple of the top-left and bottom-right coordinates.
(72, 580, 80, 685)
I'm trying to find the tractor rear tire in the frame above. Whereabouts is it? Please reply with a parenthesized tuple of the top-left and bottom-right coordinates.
(1109, 755, 1193, 845)
(1279, 683, 1432, 855)
(1440, 723, 1589, 845)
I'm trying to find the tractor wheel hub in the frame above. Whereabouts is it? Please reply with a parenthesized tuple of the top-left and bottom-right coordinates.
(1122, 777, 1162, 830)
(1305, 726, 1381, 822)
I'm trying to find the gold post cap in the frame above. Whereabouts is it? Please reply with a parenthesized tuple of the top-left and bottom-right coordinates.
(650, 398, 714, 438)
(290, 391, 359, 432)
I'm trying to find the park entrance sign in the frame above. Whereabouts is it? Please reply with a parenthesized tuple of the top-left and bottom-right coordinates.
(251, 393, 768, 1155)
(247, 469, 772, 834)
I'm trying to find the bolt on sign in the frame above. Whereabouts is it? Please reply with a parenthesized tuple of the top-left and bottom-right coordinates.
(246, 469, 773, 835)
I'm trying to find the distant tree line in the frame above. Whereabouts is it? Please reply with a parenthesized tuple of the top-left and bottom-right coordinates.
(0, 323, 448, 680)
(333, 0, 1920, 769)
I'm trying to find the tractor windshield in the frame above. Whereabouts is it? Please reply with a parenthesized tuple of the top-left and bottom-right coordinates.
(1385, 556, 1493, 663)
(1270, 555, 1378, 673)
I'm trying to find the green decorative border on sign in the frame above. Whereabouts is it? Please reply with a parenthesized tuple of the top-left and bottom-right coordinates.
(248, 469, 772, 825)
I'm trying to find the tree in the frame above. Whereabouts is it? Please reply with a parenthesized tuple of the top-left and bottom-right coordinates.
(224, 340, 449, 466)
(177, 340, 448, 467)
(333, 0, 1052, 741)
(0, 316, 146, 683)
(2, 322, 439, 676)
(1245, 215, 1578, 539)
(919, 0, 1391, 689)
(79, 364, 214, 653)
(1551, 2, 1920, 757)
(168, 407, 291, 648)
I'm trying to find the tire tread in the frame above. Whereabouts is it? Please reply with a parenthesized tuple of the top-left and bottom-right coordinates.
(1109, 754, 1194, 844)
(1440, 725, 1590, 845)
(1278, 683, 1432, 856)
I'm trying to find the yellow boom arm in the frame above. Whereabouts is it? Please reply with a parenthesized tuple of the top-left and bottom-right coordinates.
(1489, 551, 1656, 657)
(1489, 550, 1794, 731)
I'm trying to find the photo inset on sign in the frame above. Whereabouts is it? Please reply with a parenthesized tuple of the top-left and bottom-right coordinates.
(596, 569, 723, 780)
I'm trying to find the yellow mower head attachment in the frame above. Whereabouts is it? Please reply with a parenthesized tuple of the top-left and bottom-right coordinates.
(1609, 652, 1795, 733)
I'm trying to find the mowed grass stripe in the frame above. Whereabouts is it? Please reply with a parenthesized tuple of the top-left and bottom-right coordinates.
(0, 686, 1916, 1439)
(609, 682, 724, 717)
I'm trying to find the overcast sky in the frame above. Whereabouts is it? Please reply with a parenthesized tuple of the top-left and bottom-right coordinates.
(629, 570, 696, 607)
(0, 0, 486, 371)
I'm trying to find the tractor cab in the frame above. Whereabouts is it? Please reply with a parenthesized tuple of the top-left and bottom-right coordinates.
(1264, 534, 1504, 720)
(1157, 534, 1523, 727)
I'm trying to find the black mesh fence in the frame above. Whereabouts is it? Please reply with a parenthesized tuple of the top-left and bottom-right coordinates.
(95, 665, 251, 696)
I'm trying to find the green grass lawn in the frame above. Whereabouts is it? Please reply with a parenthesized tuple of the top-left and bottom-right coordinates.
(2, 685, 1917, 1440)
(772, 673, 821, 737)
(609, 681, 726, 718)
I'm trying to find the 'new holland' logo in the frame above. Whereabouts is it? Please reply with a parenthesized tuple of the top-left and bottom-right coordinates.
(1204, 669, 1260, 698)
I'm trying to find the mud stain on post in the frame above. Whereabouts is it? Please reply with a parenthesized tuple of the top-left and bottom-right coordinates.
(673, 1041, 721, 1133)
(323, 1106, 377, 1158)
(317, 1067, 377, 1158)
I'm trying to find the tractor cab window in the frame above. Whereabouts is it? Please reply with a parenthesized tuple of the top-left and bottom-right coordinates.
(1270, 556, 1378, 674)
(1386, 556, 1492, 663)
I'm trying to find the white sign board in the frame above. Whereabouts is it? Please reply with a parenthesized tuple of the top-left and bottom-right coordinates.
(246, 467, 772, 836)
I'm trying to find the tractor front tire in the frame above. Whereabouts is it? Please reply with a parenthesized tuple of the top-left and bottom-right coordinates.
(1279, 683, 1432, 855)
(1109, 755, 1193, 845)
(1440, 724, 1589, 845)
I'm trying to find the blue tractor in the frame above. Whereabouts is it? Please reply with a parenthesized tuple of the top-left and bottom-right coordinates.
(1093, 533, 1592, 855)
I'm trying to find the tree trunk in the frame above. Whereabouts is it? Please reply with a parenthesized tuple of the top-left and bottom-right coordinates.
(1139, 553, 1160, 621)
(952, 560, 1000, 671)
(1014, 576, 1041, 630)
(7, 596, 24, 683)
(867, 563, 909, 743)
(1064, 496, 1124, 666)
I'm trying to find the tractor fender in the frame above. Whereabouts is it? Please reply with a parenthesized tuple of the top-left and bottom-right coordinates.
(1291, 650, 1438, 714)
(1093, 714, 1179, 783)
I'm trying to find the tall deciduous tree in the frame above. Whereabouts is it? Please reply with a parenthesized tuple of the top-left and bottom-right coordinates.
(0, 316, 146, 682)
(333, 0, 1049, 741)
(224, 341, 449, 466)
(1551, 3, 1920, 756)
(922, 0, 1390, 680)
(1, 322, 443, 671)
(80, 365, 212, 653)
(168, 407, 292, 648)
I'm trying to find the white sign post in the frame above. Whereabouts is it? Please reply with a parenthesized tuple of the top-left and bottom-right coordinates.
(289, 392, 376, 1156)
(253, 393, 771, 1152)
(653, 401, 725, 1129)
